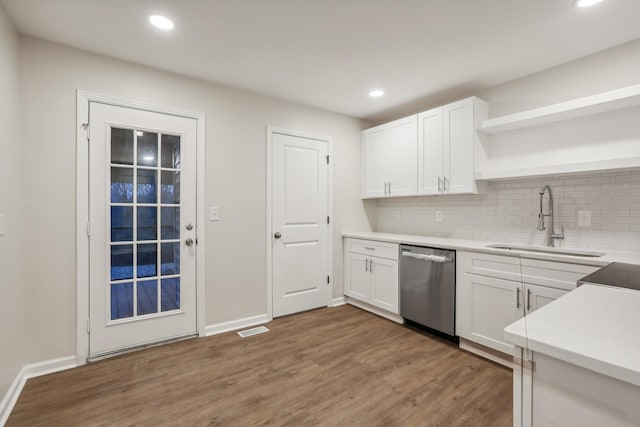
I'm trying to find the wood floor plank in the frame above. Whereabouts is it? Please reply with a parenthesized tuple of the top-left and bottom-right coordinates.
(7, 305, 512, 426)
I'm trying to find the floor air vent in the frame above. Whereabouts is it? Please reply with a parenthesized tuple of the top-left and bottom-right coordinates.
(237, 326, 269, 338)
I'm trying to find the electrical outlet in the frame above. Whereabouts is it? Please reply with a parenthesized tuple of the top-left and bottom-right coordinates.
(394, 209, 402, 220)
(436, 210, 443, 222)
(577, 210, 591, 227)
(209, 207, 220, 221)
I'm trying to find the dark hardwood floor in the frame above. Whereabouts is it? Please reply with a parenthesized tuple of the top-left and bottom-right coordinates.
(7, 305, 512, 426)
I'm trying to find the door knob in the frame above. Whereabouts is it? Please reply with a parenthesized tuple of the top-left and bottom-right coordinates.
(185, 238, 194, 246)
(274, 232, 282, 239)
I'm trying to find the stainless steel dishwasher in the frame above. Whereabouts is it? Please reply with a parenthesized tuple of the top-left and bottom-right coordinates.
(400, 245, 456, 336)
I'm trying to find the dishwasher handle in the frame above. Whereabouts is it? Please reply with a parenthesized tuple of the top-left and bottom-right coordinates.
(401, 251, 452, 263)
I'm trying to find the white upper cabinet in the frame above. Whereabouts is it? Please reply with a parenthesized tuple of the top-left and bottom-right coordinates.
(362, 115, 418, 198)
(417, 107, 443, 195)
(418, 97, 488, 195)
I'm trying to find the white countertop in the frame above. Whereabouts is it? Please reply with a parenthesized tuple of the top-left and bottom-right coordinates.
(342, 231, 640, 266)
(504, 284, 640, 387)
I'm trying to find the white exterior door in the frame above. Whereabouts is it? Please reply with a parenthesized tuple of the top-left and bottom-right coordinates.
(89, 102, 198, 358)
(272, 130, 329, 317)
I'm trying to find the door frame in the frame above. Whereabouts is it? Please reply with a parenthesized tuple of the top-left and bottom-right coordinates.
(75, 90, 206, 365)
(265, 126, 333, 320)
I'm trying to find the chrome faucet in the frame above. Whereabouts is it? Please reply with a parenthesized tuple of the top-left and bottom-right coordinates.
(537, 185, 564, 247)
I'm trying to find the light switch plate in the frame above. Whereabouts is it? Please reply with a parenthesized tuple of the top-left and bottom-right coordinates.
(577, 210, 591, 227)
(209, 207, 220, 221)
(435, 210, 443, 222)
(0, 213, 4, 236)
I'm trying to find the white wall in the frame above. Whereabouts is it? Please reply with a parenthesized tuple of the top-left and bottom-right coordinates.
(0, 3, 24, 400)
(18, 36, 373, 364)
(376, 39, 640, 247)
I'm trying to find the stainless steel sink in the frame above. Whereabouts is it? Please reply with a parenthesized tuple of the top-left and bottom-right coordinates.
(486, 244, 605, 258)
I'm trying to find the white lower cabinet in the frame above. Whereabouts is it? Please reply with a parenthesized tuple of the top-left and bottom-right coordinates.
(345, 252, 370, 301)
(369, 257, 399, 313)
(457, 273, 523, 354)
(456, 251, 597, 355)
(344, 238, 399, 315)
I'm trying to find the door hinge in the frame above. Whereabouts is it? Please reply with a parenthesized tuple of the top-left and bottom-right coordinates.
(327, 216, 330, 224)
(81, 122, 90, 141)
(327, 276, 330, 284)
(326, 155, 330, 164)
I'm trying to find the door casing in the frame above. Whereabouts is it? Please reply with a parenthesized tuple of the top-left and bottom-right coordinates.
(76, 90, 206, 365)
(266, 126, 333, 320)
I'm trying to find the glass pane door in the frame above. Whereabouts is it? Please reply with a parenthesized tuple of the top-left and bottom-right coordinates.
(109, 128, 182, 322)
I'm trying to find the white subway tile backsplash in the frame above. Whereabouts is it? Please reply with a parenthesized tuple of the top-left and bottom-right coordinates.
(375, 170, 640, 252)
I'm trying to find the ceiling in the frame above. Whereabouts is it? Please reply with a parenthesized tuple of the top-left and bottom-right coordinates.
(3, 0, 640, 122)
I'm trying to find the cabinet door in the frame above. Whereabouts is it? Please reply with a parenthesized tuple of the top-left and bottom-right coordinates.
(457, 272, 523, 354)
(370, 257, 399, 314)
(525, 284, 568, 314)
(385, 115, 418, 197)
(345, 252, 370, 301)
(362, 126, 388, 198)
(444, 98, 475, 194)
(417, 107, 444, 195)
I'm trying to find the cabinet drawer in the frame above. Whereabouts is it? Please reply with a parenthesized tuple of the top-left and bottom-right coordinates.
(521, 259, 599, 291)
(460, 251, 522, 282)
(345, 238, 399, 260)
(459, 251, 600, 291)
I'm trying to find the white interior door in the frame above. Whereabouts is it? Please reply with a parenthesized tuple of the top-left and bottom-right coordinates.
(272, 131, 329, 317)
(89, 102, 197, 358)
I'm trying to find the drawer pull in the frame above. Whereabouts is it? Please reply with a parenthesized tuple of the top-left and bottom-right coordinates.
(364, 247, 376, 250)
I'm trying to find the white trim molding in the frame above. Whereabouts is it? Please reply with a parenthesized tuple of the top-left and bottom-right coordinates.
(346, 298, 404, 324)
(331, 296, 347, 307)
(205, 314, 270, 336)
(0, 356, 77, 425)
(76, 90, 206, 364)
(265, 126, 334, 320)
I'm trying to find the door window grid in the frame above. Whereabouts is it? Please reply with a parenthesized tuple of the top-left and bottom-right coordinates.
(109, 128, 182, 321)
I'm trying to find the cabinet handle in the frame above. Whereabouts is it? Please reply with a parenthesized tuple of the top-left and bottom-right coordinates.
(384, 181, 387, 195)
(369, 259, 373, 272)
(438, 176, 442, 193)
(388, 181, 391, 195)
(365, 258, 368, 272)
(527, 289, 532, 311)
(516, 287, 521, 309)
(443, 176, 448, 192)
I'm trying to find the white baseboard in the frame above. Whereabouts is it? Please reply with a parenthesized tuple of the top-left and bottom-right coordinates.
(459, 339, 514, 369)
(346, 298, 404, 324)
(205, 314, 271, 337)
(330, 296, 346, 307)
(0, 356, 76, 426)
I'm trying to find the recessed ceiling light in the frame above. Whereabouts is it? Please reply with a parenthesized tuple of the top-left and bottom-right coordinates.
(369, 89, 384, 98)
(149, 15, 174, 30)
(575, 0, 604, 8)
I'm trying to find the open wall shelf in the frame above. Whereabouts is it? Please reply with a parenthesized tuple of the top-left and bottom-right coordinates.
(478, 83, 640, 135)
(475, 157, 640, 181)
